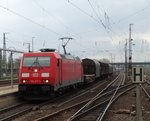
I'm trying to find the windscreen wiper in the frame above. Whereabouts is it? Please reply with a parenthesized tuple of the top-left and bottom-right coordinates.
(30, 57, 41, 67)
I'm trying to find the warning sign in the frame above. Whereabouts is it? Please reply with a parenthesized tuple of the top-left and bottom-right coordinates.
(132, 67, 144, 83)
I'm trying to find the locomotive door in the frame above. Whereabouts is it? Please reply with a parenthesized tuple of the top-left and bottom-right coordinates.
(57, 59, 62, 85)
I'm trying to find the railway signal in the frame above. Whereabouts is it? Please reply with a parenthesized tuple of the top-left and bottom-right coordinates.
(128, 24, 133, 80)
(132, 66, 144, 121)
(132, 67, 144, 83)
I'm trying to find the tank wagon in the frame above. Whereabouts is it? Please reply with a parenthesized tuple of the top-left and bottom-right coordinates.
(19, 49, 83, 99)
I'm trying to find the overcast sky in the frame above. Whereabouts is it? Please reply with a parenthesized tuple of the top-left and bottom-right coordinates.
(0, 0, 150, 62)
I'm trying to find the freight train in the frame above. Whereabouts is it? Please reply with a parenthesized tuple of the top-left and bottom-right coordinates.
(18, 49, 113, 99)
(82, 58, 113, 82)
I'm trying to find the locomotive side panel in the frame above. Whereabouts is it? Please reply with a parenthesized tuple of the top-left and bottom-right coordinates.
(60, 56, 83, 88)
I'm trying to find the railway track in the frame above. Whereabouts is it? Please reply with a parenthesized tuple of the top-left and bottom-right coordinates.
(0, 74, 112, 121)
(140, 83, 150, 121)
(0, 102, 33, 121)
(33, 72, 135, 121)
(0, 94, 71, 121)
(0, 92, 28, 121)
(0, 73, 118, 121)
(67, 73, 134, 121)
(12, 74, 118, 121)
(144, 72, 150, 85)
(140, 84, 150, 99)
(35, 85, 134, 121)
(0, 78, 18, 86)
(0, 92, 20, 110)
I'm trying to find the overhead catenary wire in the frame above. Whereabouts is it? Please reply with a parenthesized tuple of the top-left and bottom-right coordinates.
(91, 0, 113, 31)
(88, 0, 129, 61)
(90, 0, 112, 30)
(32, 0, 99, 52)
(1, 1, 149, 62)
(91, 0, 127, 40)
(0, 23, 37, 43)
(0, 2, 93, 56)
(92, 0, 150, 41)
(87, 0, 106, 29)
(92, 0, 105, 17)
(112, 4, 150, 25)
(66, 0, 117, 59)
(66, 0, 106, 28)
(34, 0, 111, 55)
(66, 0, 150, 62)
(32, 0, 82, 39)
(87, 0, 116, 44)
(0, 4, 63, 37)
(66, 0, 114, 43)
(0, 0, 122, 56)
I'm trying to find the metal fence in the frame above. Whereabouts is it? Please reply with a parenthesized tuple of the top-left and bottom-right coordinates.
(0, 48, 24, 87)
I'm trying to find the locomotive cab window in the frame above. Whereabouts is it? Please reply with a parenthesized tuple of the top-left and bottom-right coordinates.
(23, 57, 51, 67)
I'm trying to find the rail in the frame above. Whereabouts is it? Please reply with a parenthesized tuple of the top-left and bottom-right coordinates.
(67, 73, 135, 121)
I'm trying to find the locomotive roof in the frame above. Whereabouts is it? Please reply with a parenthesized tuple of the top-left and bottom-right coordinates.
(23, 51, 61, 58)
(39, 48, 56, 52)
(60, 54, 80, 60)
(23, 52, 80, 60)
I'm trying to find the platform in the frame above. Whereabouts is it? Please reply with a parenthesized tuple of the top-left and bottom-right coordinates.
(0, 85, 18, 96)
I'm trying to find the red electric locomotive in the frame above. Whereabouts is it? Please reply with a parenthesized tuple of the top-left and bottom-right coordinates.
(19, 49, 83, 99)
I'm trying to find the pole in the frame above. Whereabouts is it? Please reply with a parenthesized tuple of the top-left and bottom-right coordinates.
(10, 51, 13, 88)
(136, 84, 143, 121)
(3, 33, 7, 75)
(0, 50, 2, 79)
(23, 43, 31, 52)
(32, 37, 35, 52)
(29, 43, 30, 52)
(110, 53, 112, 63)
(110, 53, 113, 71)
(129, 24, 133, 80)
(125, 39, 128, 80)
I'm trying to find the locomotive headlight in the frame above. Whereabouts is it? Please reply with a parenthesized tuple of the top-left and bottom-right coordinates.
(22, 80, 27, 83)
(22, 73, 29, 77)
(34, 69, 38, 72)
(45, 80, 49, 83)
(41, 73, 50, 77)
(43, 80, 49, 83)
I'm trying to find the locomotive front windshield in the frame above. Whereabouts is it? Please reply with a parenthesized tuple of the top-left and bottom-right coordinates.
(23, 57, 50, 67)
